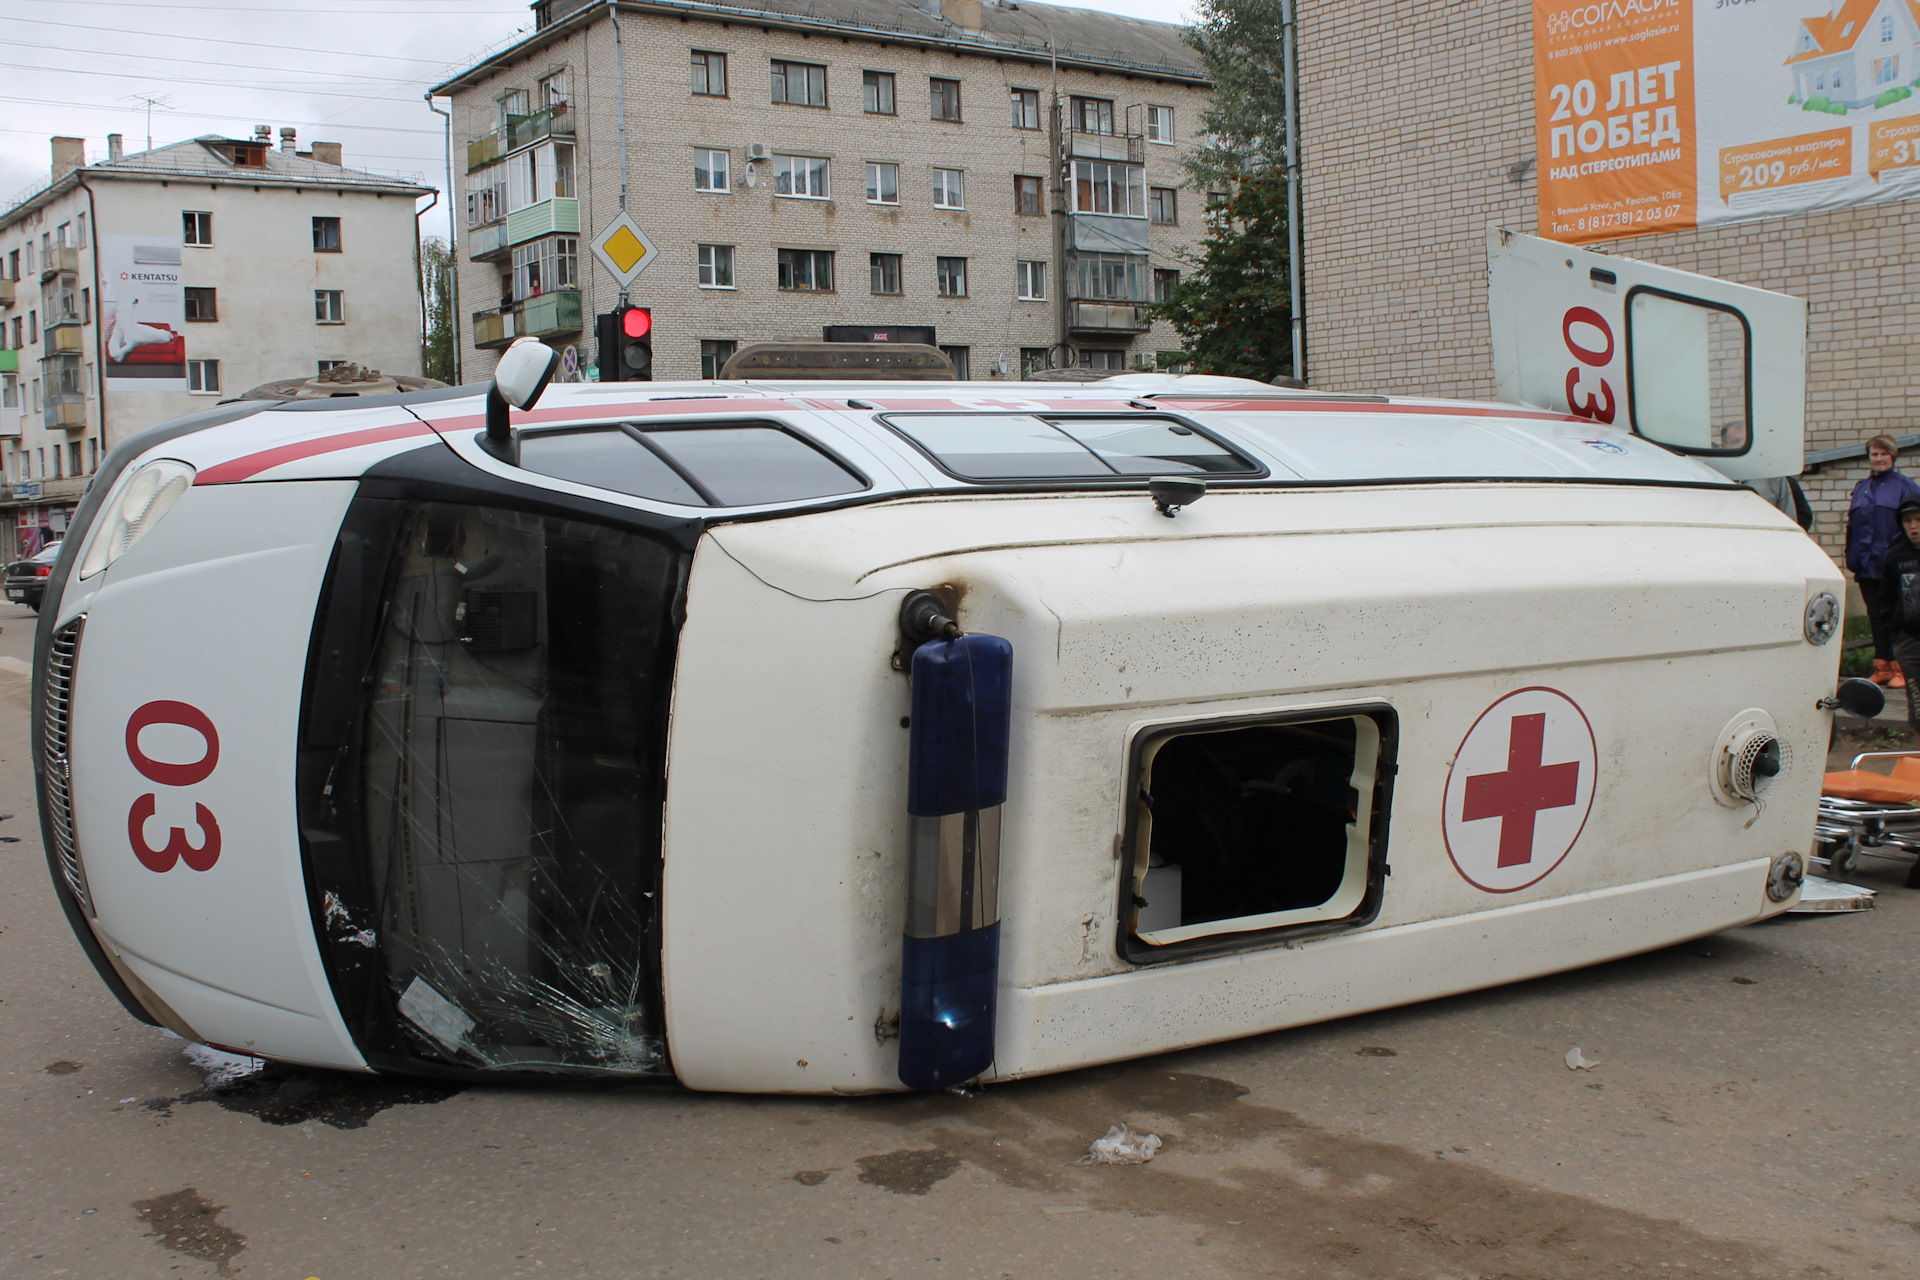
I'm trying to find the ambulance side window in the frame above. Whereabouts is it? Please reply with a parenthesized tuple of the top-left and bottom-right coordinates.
(517, 428, 706, 506)
(1626, 288, 1752, 455)
(1122, 708, 1395, 962)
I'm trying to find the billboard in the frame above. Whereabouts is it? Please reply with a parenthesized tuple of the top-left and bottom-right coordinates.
(1535, 0, 1920, 244)
(99, 233, 185, 390)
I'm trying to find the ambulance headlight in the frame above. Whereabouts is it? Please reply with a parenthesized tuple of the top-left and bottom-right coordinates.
(79, 459, 195, 579)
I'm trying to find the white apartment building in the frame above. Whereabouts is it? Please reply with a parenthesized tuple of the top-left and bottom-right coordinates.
(432, 0, 1212, 382)
(0, 131, 432, 560)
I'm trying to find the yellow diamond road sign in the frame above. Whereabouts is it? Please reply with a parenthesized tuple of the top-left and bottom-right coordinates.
(591, 211, 658, 286)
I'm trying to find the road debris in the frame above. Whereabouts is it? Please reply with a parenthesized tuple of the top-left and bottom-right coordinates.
(1076, 1123, 1163, 1165)
(1564, 1046, 1599, 1070)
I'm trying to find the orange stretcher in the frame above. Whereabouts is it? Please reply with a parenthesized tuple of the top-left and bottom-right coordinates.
(1817, 752, 1920, 879)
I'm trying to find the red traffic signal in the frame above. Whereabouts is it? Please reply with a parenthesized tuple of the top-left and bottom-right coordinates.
(622, 307, 653, 339)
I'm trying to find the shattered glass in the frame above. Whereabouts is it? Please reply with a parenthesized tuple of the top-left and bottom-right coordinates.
(359, 503, 677, 1075)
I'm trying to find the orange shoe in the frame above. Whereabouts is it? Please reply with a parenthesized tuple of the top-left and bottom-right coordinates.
(1872, 658, 1897, 685)
(1892, 666, 1909, 690)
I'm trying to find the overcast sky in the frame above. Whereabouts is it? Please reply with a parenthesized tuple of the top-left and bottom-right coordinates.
(1, 0, 1195, 233)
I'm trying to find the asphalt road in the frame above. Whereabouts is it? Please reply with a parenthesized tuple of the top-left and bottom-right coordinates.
(0, 595, 1914, 1279)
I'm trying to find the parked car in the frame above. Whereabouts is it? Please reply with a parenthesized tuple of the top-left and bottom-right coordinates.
(4, 540, 62, 611)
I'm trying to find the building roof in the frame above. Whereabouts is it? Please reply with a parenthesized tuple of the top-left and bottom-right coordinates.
(2, 136, 432, 229)
(1786, 0, 1920, 63)
(432, 0, 1207, 95)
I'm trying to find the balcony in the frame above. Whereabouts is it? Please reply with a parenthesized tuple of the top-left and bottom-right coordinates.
(1068, 129, 1144, 164)
(45, 397, 86, 430)
(1067, 301, 1151, 334)
(39, 247, 80, 280)
(467, 221, 512, 262)
(0, 349, 15, 374)
(466, 103, 573, 171)
(472, 288, 582, 349)
(42, 321, 84, 357)
(0, 278, 14, 307)
(506, 197, 579, 247)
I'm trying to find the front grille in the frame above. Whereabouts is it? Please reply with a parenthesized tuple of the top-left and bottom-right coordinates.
(43, 616, 91, 916)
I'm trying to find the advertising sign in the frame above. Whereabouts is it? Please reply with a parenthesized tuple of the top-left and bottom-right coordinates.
(99, 233, 185, 390)
(1535, 0, 1920, 243)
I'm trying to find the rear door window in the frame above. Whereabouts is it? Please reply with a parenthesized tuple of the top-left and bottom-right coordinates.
(517, 429, 706, 506)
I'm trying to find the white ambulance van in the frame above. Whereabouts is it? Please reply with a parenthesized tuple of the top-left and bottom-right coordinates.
(32, 233, 1848, 1092)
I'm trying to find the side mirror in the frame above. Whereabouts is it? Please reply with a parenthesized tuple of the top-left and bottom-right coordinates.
(496, 336, 559, 410)
(484, 337, 559, 457)
(1832, 677, 1887, 719)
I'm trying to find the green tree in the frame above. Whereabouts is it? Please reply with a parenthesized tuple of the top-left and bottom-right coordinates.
(1151, 173, 1292, 381)
(420, 235, 457, 384)
(1180, 0, 1289, 189)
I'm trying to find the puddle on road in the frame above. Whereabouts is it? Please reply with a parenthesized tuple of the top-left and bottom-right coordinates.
(855, 1147, 962, 1196)
(852, 1068, 1806, 1278)
(179, 1063, 464, 1129)
(132, 1187, 246, 1276)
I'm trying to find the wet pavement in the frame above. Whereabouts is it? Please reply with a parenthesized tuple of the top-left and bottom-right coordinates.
(1, 596, 1915, 1278)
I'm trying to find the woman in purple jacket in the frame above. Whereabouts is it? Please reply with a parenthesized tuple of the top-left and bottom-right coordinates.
(1846, 435, 1920, 687)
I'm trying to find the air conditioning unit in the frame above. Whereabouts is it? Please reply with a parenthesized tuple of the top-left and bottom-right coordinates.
(746, 142, 769, 161)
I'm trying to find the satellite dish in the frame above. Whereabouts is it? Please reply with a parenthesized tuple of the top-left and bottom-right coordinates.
(743, 164, 758, 188)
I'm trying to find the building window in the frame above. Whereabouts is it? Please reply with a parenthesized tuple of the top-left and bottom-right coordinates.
(698, 244, 735, 289)
(694, 148, 731, 192)
(184, 287, 218, 321)
(1884, 14, 1896, 42)
(318, 360, 347, 374)
(1149, 186, 1178, 224)
(467, 163, 507, 226)
(1011, 88, 1040, 130)
(0, 375, 14, 407)
(1074, 253, 1145, 301)
(187, 358, 220, 394)
(863, 70, 896, 115)
(539, 68, 570, 108)
(930, 77, 962, 121)
(1015, 174, 1043, 216)
(511, 235, 577, 298)
(936, 256, 967, 298)
(700, 339, 737, 378)
(1016, 260, 1047, 301)
(1073, 161, 1146, 217)
(932, 168, 965, 209)
(773, 154, 830, 199)
(505, 141, 573, 211)
(1071, 96, 1114, 135)
(184, 211, 212, 246)
(312, 216, 342, 253)
(1080, 348, 1127, 370)
(76, 214, 87, 249)
(315, 290, 344, 323)
(771, 59, 827, 107)
(870, 252, 902, 295)
(80, 288, 89, 317)
(1153, 268, 1181, 302)
(691, 50, 727, 96)
(1146, 105, 1174, 143)
(939, 346, 970, 380)
(1019, 347, 1049, 377)
(7, 250, 17, 280)
(1156, 350, 1189, 373)
(88, 438, 98, 471)
(55, 222, 70, 248)
(28, 311, 37, 343)
(777, 248, 834, 291)
(497, 88, 530, 128)
(866, 162, 900, 204)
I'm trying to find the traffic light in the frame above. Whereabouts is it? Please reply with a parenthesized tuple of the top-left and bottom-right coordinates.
(596, 305, 653, 381)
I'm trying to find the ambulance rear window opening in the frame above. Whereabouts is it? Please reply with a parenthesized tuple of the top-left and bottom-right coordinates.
(1127, 712, 1390, 957)
(884, 414, 1262, 481)
(515, 420, 866, 507)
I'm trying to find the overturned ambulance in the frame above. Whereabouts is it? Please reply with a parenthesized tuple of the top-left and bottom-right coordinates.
(34, 232, 1844, 1092)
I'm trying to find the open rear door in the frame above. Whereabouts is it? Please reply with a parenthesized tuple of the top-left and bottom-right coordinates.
(1487, 227, 1805, 482)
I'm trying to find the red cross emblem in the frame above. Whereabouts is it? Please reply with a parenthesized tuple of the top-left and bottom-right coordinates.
(1443, 688, 1597, 893)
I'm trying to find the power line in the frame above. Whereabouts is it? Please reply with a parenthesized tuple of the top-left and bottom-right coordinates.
(0, 14, 473, 64)
(0, 59, 448, 104)
(0, 93, 442, 135)
(18, 0, 528, 13)
(15, 39, 426, 85)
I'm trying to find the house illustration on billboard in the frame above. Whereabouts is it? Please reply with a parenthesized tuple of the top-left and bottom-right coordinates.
(1787, 0, 1920, 110)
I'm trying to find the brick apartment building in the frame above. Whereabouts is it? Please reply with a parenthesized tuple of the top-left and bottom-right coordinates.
(1292, 1, 1920, 574)
(431, 0, 1213, 382)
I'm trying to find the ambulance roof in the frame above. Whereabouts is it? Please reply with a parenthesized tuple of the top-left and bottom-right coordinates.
(172, 372, 1739, 513)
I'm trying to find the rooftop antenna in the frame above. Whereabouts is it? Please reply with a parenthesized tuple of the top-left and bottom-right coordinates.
(120, 93, 174, 153)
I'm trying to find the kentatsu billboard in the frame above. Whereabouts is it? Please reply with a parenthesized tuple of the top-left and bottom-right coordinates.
(1535, 0, 1920, 243)
(99, 233, 185, 391)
